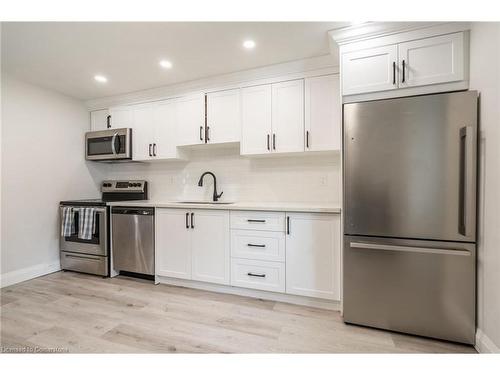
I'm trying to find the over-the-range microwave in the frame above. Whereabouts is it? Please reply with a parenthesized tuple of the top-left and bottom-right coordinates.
(85, 128, 132, 161)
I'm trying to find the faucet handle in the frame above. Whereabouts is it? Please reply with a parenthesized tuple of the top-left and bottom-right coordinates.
(217, 191, 224, 199)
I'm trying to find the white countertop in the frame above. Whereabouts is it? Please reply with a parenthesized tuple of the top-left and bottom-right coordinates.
(107, 200, 341, 214)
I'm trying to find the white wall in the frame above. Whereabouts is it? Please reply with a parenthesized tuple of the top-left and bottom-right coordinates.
(102, 147, 341, 204)
(0, 74, 104, 285)
(470, 22, 500, 352)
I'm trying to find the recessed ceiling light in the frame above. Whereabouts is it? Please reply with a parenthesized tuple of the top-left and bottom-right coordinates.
(94, 75, 108, 83)
(243, 40, 256, 49)
(159, 60, 173, 69)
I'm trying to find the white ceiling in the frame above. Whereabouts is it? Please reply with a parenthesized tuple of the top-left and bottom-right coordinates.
(1, 22, 347, 100)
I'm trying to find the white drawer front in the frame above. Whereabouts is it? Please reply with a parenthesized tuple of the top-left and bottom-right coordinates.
(231, 230, 285, 262)
(231, 258, 285, 293)
(230, 211, 285, 232)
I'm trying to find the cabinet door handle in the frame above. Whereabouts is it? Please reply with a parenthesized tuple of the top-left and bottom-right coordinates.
(107, 115, 111, 129)
(206, 126, 210, 142)
(267, 134, 270, 151)
(247, 272, 266, 278)
(273, 134, 276, 150)
(287, 216, 290, 235)
(153, 143, 157, 157)
(392, 61, 396, 85)
(247, 219, 266, 223)
(149, 144, 152, 157)
(247, 243, 266, 248)
(200, 126, 203, 141)
(402, 60, 406, 83)
(306, 130, 310, 148)
(191, 212, 194, 229)
(186, 212, 189, 229)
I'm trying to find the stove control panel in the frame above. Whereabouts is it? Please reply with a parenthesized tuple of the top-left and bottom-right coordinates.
(101, 180, 147, 193)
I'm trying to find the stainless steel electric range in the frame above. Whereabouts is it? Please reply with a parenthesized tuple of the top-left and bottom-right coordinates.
(59, 180, 148, 276)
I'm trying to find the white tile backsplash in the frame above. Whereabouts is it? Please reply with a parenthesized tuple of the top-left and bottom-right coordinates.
(99, 146, 341, 205)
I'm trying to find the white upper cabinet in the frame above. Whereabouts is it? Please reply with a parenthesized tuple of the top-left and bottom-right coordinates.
(341, 31, 467, 97)
(131, 103, 154, 161)
(176, 93, 205, 146)
(342, 45, 398, 96)
(103, 76, 340, 158)
(305, 75, 341, 152)
(271, 79, 305, 154)
(398, 32, 464, 88)
(130, 100, 185, 161)
(191, 209, 230, 285)
(152, 99, 179, 159)
(241, 80, 305, 156)
(156, 209, 192, 280)
(206, 89, 241, 144)
(109, 106, 134, 128)
(90, 109, 110, 131)
(241, 85, 272, 155)
(285, 213, 341, 300)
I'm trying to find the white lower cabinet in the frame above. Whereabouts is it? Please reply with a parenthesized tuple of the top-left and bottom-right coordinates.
(191, 209, 230, 285)
(157, 208, 341, 302)
(229, 210, 287, 293)
(231, 229, 285, 262)
(231, 258, 285, 293)
(285, 213, 341, 300)
(156, 208, 230, 285)
(156, 209, 192, 279)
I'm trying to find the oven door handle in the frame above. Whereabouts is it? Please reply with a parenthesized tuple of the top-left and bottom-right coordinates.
(62, 206, 107, 213)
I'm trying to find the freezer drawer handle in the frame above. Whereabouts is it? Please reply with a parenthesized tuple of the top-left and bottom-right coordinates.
(247, 243, 266, 248)
(350, 242, 471, 256)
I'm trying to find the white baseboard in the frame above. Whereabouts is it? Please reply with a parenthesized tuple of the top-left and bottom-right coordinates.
(0, 261, 61, 288)
(475, 329, 500, 353)
(156, 275, 341, 311)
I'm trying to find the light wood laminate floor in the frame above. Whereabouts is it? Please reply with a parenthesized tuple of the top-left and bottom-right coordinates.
(0, 271, 476, 353)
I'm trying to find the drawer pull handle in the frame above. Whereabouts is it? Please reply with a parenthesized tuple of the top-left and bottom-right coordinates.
(65, 254, 100, 261)
(247, 219, 266, 223)
(247, 272, 266, 278)
(247, 243, 266, 248)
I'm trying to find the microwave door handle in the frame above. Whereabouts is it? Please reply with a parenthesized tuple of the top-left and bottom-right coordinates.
(111, 133, 117, 155)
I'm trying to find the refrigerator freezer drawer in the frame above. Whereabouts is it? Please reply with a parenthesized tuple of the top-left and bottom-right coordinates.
(343, 235, 475, 344)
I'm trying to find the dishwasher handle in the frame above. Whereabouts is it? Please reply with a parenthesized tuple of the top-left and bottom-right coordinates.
(112, 207, 154, 215)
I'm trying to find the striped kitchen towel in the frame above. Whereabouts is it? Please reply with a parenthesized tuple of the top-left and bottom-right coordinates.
(78, 207, 96, 240)
(61, 207, 75, 237)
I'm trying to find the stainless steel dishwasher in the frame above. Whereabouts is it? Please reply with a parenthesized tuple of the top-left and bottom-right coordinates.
(112, 207, 155, 276)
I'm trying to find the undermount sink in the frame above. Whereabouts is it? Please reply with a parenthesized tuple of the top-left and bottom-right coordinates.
(176, 201, 234, 205)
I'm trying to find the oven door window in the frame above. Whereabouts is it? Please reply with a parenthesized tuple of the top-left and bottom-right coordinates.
(64, 210, 101, 244)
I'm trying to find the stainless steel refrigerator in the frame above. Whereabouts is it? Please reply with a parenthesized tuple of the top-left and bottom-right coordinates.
(343, 91, 477, 344)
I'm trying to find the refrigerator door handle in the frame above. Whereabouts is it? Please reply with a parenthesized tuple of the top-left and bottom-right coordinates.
(350, 242, 471, 256)
(459, 126, 475, 238)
